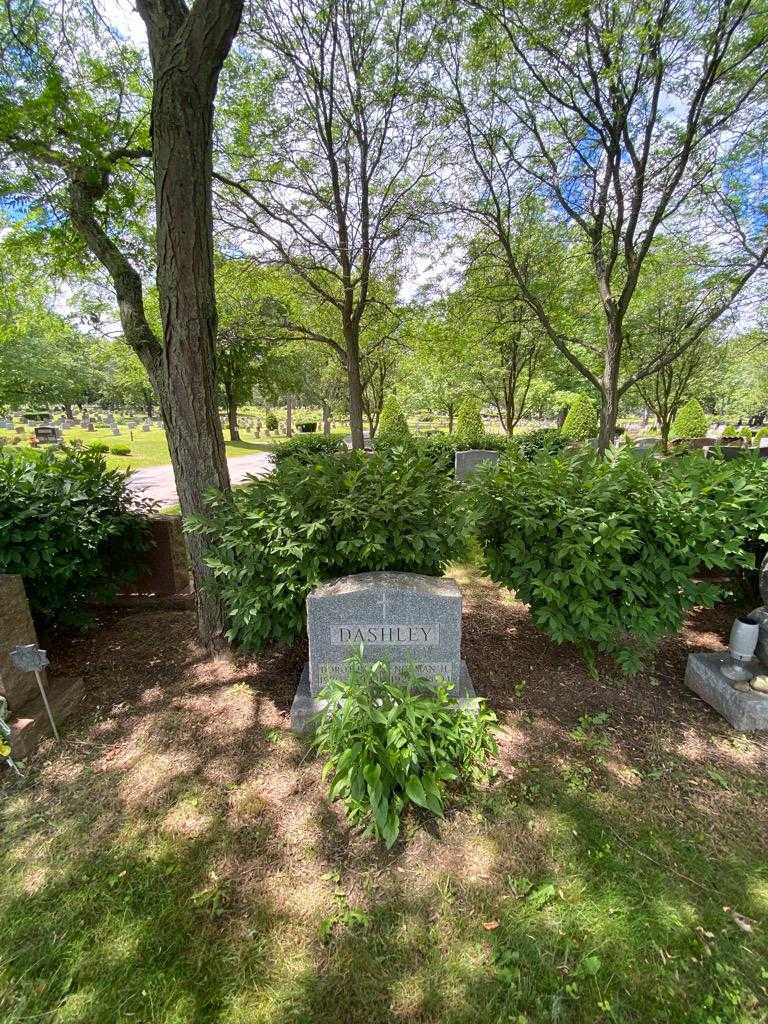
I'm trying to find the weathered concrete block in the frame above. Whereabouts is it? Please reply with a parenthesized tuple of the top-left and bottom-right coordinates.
(684, 651, 768, 731)
(0, 575, 44, 710)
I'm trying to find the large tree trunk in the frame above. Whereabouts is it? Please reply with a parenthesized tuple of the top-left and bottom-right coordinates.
(322, 400, 331, 435)
(345, 333, 366, 448)
(64, 402, 74, 419)
(285, 395, 293, 438)
(138, 0, 243, 648)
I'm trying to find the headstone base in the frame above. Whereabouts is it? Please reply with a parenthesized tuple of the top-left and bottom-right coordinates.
(684, 651, 768, 731)
(290, 660, 477, 734)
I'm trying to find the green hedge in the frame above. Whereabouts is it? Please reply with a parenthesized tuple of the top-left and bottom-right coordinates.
(471, 447, 768, 672)
(0, 447, 152, 626)
(189, 449, 469, 649)
(561, 395, 598, 441)
(376, 396, 412, 448)
(669, 399, 708, 440)
(271, 432, 347, 467)
(454, 398, 486, 447)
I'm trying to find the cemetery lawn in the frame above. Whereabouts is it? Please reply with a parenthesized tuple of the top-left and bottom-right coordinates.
(0, 426, 278, 471)
(1, 569, 766, 1024)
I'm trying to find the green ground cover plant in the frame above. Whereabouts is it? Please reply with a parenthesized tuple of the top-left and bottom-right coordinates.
(190, 449, 468, 649)
(270, 432, 347, 466)
(471, 447, 768, 671)
(314, 655, 497, 847)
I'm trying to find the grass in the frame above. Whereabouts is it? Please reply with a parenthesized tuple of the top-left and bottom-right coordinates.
(0, 425, 280, 472)
(1, 570, 766, 1023)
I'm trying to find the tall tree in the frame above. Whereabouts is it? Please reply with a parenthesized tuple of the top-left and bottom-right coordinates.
(216, 0, 440, 447)
(0, 0, 243, 646)
(442, 0, 768, 450)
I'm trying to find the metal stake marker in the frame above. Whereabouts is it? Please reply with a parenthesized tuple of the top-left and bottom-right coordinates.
(9, 644, 60, 742)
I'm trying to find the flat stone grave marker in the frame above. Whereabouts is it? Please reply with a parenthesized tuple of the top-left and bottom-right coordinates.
(455, 448, 501, 482)
(291, 571, 476, 732)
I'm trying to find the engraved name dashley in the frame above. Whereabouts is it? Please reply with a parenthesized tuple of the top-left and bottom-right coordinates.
(331, 624, 439, 646)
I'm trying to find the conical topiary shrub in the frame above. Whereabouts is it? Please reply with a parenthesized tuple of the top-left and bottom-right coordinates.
(376, 395, 412, 447)
(669, 399, 708, 441)
(454, 398, 486, 447)
(560, 395, 599, 441)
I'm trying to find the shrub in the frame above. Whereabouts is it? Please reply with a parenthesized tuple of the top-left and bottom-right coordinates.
(508, 427, 569, 461)
(471, 447, 768, 672)
(85, 440, 110, 454)
(414, 433, 509, 473)
(669, 399, 709, 440)
(314, 656, 497, 847)
(189, 448, 469, 649)
(265, 412, 279, 431)
(740, 427, 754, 443)
(376, 396, 412, 448)
(297, 421, 318, 433)
(0, 447, 153, 626)
(110, 444, 131, 456)
(755, 427, 768, 443)
(454, 398, 486, 447)
(560, 395, 599, 441)
(271, 432, 347, 467)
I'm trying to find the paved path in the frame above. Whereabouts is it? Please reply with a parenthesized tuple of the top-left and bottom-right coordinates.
(128, 452, 274, 507)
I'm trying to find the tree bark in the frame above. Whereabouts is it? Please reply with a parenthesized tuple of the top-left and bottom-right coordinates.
(322, 400, 331, 435)
(136, 0, 243, 648)
(225, 385, 240, 442)
(64, 402, 73, 419)
(447, 404, 454, 433)
(597, 316, 622, 452)
(345, 333, 366, 448)
(285, 395, 293, 438)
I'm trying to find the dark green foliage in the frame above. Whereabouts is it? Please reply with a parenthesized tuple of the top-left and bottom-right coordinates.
(376, 395, 412, 448)
(271, 432, 347, 467)
(189, 449, 469, 649)
(471, 448, 768, 671)
(0, 447, 153, 626)
(415, 432, 509, 473)
(265, 412, 279, 431)
(297, 421, 318, 432)
(669, 399, 709, 440)
(454, 398, 486, 446)
(110, 444, 131, 456)
(508, 428, 569, 461)
(560, 395, 598, 441)
(314, 656, 497, 847)
(84, 441, 110, 453)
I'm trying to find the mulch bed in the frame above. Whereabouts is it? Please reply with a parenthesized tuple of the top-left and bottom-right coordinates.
(41, 583, 767, 769)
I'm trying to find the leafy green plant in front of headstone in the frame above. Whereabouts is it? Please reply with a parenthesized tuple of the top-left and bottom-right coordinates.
(755, 427, 768, 443)
(375, 395, 412, 449)
(265, 412, 279, 432)
(415, 432, 509, 473)
(313, 655, 497, 847)
(0, 447, 153, 627)
(560, 395, 599, 441)
(271, 433, 347, 467)
(470, 447, 768, 672)
(454, 398, 486, 447)
(669, 399, 709, 441)
(189, 448, 469, 649)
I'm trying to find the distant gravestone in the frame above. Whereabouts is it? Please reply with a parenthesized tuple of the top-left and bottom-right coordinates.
(111, 427, 121, 436)
(455, 449, 501, 482)
(14, 426, 25, 435)
(142, 423, 151, 432)
(0, 420, 12, 430)
(291, 571, 476, 732)
(34, 425, 63, 445)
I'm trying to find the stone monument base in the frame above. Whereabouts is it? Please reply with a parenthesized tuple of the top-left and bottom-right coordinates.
(684, 651, 768, 731)
(290, 661, 477, 734)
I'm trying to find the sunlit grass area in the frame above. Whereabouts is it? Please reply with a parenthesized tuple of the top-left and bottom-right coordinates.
(0, 425, 280, 472)
(1, 571, 766, 1024)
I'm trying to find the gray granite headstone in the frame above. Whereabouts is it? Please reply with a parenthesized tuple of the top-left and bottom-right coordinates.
(454, 449, 501, 482)
(291, 571, 476, 732)
(760, 552, 768, 606)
